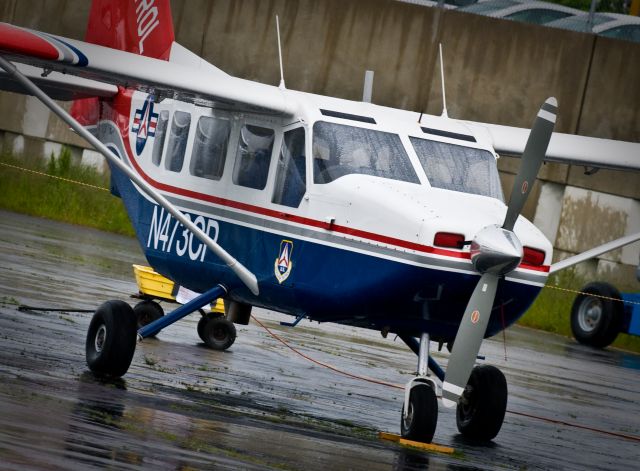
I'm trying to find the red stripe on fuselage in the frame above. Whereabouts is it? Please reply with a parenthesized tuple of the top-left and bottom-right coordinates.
(0, 24, 59, 61)
(110, 91, 550, 274)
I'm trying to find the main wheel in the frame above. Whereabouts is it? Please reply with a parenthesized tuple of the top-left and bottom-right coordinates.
(86, 300, 137, 378)
(201, 316, 236, 351)
(571, 282, 622, 348)
(400, 383, 438, 443)
(133, 300, 164, 329)
(456, 365, 507, 442)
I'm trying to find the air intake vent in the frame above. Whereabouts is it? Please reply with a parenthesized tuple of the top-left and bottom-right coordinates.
(320, 109, 376, 124)
(421, 127, 476, 143)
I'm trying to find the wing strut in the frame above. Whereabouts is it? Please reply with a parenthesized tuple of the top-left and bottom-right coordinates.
(550, 232, 640, 274)
(0, 56, 259, 296)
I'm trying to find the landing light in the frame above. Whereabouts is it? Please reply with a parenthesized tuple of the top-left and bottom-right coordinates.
(434, 232, 465, 249)
(522, 247, 545, 266)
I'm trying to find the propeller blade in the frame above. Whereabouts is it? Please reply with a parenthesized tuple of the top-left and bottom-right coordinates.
(502, 97, 557, 231)
(442, 273, 498, 407)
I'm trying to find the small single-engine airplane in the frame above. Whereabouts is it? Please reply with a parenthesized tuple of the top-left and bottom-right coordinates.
(1, 0, 639, 444)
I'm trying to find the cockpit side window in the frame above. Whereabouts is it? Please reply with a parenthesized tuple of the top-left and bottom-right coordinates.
(165, 111, 191, 172)
(272, 127, 306, 207)
(190, 115, 230, 180)
(410, 137, 503, 201)
(233, 125, 275, 190)
(312, 121, 419, 184)
(151, 110, 169, 166)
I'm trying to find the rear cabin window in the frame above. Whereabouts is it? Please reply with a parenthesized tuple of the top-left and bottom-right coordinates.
(232, 125, 275, 190)
(312, 121, 419, 184)
(190, 115, 231, 180)
(151, 110, 169, 166)
(272, 127, 306, 207)
(165, 111, 191, 172)
(410, 137, 503, 201)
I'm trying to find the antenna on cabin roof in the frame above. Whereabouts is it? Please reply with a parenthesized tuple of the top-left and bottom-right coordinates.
(439, 43, 448, 118)
(276, 15, 286, 89)
(362, 70, 374, 103)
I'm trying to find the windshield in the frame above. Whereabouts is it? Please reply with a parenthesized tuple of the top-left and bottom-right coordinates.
(410, 137, 503, 201)
(312, 121, 419, 184)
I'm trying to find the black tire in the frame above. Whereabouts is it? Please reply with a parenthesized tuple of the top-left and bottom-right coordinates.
(133, 300, 164, 329)
(571, 282, 622, 348)
(86, 300, 137, 378)
(456, 365, 507, 442)
(197, 312, 223, 342)
(202, 316, 236, 351)
(400, 383, 438, 443)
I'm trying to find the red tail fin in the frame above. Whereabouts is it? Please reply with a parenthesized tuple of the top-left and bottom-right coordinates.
(72, 0, 175, 124)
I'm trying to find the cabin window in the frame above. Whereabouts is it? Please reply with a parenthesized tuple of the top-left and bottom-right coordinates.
(312, 121, 419, 184)
(272, 127, 306, 207)
(232, 125, 275, 190)
(151, 110, 169, 166)
(190, 115, 231, 180)
(409, 137, 503, 200)
(165, 111, 191, 172)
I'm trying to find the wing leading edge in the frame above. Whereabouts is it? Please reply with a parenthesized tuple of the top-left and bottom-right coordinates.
(0, 23, 295, 117)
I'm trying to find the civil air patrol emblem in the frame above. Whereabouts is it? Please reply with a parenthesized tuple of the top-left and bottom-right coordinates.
(274, 240, 293, 283)
(131, 95, 159, 156)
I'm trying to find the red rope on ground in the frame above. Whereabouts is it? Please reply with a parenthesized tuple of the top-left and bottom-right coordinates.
(506, 410, 640, 443)
(251, 314, 640, 444)
(250, 315, 403, 389)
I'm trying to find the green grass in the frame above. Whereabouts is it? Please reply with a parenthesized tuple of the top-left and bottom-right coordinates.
(519, 270, 640, 353)
(0, 148, 134, 236)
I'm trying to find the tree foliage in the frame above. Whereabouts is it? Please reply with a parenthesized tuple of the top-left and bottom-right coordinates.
(545, 0, 630, 13)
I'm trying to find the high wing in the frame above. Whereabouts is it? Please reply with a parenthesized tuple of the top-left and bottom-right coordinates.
(466, 121, 640, 172)
(0, 62, 117, 101)
(0, 23, 295, 117)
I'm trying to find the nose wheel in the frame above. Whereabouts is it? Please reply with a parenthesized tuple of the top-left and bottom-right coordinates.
(401, 332, 439, 443)
(401, 382, 438, 442)
(400, 332, 508, 443)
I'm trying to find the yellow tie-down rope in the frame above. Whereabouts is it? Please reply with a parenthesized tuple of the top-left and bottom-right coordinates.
(544, 284, 640, 305)
(0, 161, 110, 192)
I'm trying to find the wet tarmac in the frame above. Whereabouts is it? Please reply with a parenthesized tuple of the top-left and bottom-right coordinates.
(0, 209, 639, 470)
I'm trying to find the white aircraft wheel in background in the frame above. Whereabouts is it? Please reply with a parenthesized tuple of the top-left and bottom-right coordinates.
(456, 365, 507, 442)
(401, 383, 438, 443)
(85, 300, 137, 377)
(571, 282, 623, 348)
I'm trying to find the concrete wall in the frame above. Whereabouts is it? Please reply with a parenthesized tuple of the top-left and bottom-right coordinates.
(0, 0, 638, 285)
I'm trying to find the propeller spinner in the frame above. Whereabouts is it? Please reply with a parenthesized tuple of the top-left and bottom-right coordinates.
(442, 97, 557, 407)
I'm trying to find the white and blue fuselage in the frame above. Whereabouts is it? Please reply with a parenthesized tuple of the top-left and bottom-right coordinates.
(100, 88, 552, 342)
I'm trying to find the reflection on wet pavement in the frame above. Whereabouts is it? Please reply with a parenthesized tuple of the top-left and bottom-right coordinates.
(0, 210, 639, 470)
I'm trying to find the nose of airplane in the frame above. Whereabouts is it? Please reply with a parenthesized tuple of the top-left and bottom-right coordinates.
(470, 225, 523, 275)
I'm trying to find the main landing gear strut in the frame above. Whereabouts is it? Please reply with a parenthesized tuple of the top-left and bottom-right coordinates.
(399, 333, 508, 443)
(86, 284, 229, 378)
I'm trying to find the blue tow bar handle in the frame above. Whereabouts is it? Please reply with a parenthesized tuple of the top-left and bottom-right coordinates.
(137, 284, 227, 339)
